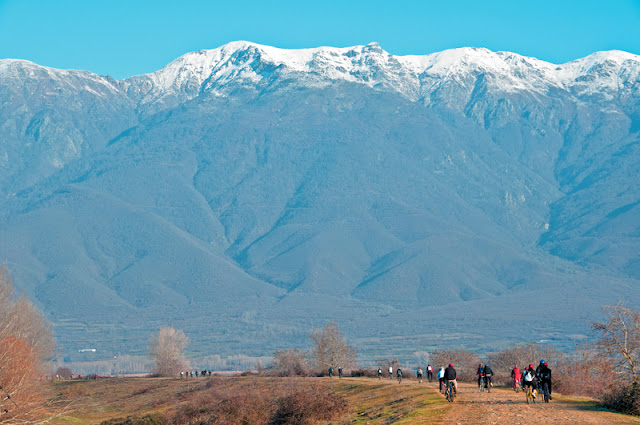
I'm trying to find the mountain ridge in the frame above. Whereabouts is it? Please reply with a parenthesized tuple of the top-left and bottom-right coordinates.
(0, 42, 638, 361)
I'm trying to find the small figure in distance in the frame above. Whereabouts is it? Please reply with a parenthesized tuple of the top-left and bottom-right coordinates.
(444, 363, 457, 394)
(426, 364, 433, 382)
(388, 365, 393, 380)
(338, 367, 343, 378)
(476, 363, 484, 390)
(180, 371, 184, 379)
(483, 363, 494, 390)
(397, 367, 403, 383)
(437, 366, 446, 393)
(378, 367, 382, 379)
(417, 366, 423, 383)
(328, 366, 333, 378)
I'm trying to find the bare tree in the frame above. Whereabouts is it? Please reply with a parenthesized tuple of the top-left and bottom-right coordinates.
(272, 348, 310, 376)
(310, 322, 357, 371)
(0, 266, 58, 424)
(148, 327, 189, 377)
(592, 304, 640, 382)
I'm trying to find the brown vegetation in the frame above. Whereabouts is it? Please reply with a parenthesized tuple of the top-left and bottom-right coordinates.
(97, 378, 348, 425)
(271, 348, 310, 377)
(0, 266, 57, 424)
(148, 327, 189, 377)
(429, 349, 479, 382)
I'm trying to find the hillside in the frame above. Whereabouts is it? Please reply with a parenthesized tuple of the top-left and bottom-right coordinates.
(0, 42, 639, 360)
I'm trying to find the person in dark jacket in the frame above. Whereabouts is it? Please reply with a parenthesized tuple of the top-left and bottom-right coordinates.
(483, 364, 494, 389)
(443, 363, 457, 394)
(538, 362, 552, 399)
(476, 364, 484, 388)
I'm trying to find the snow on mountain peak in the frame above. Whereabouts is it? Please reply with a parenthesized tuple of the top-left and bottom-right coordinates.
(117, 42, 640, 111)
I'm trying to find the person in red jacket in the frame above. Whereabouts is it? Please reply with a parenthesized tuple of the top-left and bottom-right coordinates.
(511, 365, 521, 391)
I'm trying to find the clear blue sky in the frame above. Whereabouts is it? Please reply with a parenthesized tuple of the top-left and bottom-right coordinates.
(1, 0, 639, 79)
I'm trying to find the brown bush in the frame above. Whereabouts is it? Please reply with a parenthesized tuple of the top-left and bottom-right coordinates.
(553, 348, 610, 397)
(101, 414, 168, 425)
(601, 381, 640, 416)
(272, 349, 310, 377)
(270, 383, 348, 425)
(166, 379, 348, 425)
(169, 383, 273, 425)
(350, 368, 378, 378)
(487, 342, 562, 386)
(430, 349, 479, 382)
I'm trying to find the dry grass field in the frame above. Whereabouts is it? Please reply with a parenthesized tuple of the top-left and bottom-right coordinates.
(46, 376, 639, 424)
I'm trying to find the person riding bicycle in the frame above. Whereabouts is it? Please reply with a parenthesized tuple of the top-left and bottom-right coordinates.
(426, 364, 433, 382)
(483, 363, 494, 389)
(444, 363, 457, 394)
(388, 365, 393, 379)
(397, 367, 403, 382)
(417, 367, 423, 382)
(437, 366, 446, 392)
(538, 361, 552, 400)
(535, 360, 545, 380)
(378, 367, 383, 379)
(523, 363, 538, 398)
(511, 365, 521, 391)
(476, 363, 484, 388)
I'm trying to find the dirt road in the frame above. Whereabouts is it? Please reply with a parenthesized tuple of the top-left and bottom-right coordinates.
(438, 381, 640, 425)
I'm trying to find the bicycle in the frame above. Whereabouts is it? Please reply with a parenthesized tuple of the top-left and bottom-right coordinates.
(525, 385, 536, 404)
(513, 379, 521, 393)
(478, 376, 484, 392)
(541, 381, 550, 403)
(484, 375, 492, 393)
(445, 380, 456, 402)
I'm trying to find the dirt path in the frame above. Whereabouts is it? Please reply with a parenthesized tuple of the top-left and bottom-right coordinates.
(438, 382, 640, 425)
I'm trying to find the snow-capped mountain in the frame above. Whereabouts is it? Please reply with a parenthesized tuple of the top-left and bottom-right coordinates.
(121, 41, 640, 110)
(0, 42, 639, 360)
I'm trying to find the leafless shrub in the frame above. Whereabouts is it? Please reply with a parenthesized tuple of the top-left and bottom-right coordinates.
(55, 367, 73, 380)
(350, 368, 378, 378)
(487, 342, 562, 386)
(167, 379, 348, 425)
(272, 349, 310, 377)
(429, 349, 479, 382)
(148, 327, 189, 377)
(270, 383, 348, 425)
(601, 381, 640, 416)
